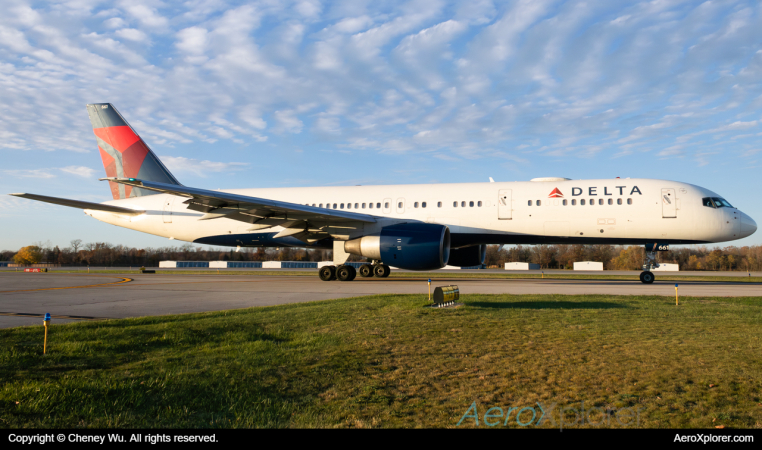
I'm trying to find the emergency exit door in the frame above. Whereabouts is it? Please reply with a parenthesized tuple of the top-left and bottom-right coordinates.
(662, 188, 676, 218)
(498, 189, 512, 220)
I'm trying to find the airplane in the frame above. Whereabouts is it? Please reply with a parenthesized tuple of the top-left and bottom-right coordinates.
(10, 103, 757, 284)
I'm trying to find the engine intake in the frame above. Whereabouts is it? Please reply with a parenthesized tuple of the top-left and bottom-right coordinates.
(344, 223, 450, 270)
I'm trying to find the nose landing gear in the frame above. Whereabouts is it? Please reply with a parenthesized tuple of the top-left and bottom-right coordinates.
(639, 245, 661, 284)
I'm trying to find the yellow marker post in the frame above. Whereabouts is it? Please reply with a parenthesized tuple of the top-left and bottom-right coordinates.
(43, 313, 51, 354)
(541, 271, 544, 279)
(428, 279, 431, 302)
(675, 284, 679, 306)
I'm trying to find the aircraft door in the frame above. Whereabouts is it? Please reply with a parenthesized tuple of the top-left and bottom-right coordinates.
(163, 196, 175, 223)
(662, 188, 676, 218)
(498, 189, 512, 220)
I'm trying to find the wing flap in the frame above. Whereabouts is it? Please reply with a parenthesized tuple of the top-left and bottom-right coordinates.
(10, 193, 145, 215)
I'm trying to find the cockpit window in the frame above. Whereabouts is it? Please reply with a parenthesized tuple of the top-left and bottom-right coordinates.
(702, 197, 734, 208)
(712, 198, 733, 208)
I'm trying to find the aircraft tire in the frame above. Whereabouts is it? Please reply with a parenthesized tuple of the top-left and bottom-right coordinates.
(337, 265, 354, 281)
(639, 271, 655, 284)
(374, 264, 391, 278)
(359, 264, 374, 277)
(319, 266, 336, 281)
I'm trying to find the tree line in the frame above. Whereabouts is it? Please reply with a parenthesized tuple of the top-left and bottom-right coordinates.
(4, 240, 762, 271)
(484, 244, 762, 271)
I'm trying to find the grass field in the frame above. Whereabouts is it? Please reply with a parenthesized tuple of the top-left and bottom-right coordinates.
(8, 268, 762, 283)
(1, 293, 761, 428)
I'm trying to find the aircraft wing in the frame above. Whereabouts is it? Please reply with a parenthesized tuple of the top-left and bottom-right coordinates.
(101, 178, 378, 228)
(10, 193, 145, 215)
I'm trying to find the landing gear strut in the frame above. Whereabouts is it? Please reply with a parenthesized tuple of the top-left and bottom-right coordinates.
(319, 265, 336, 281)
(639, 247, 659, 284)
(359, 264, 374, 278)
(336, 265, 357, 281)
(373, 264, 391, 278)
(318, 262, 390, 281)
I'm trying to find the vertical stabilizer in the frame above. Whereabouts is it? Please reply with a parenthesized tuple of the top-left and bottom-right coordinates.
(86, 103, 181, 200)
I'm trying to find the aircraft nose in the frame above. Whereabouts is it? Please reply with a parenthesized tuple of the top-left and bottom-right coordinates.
(741, 212, 757, 237)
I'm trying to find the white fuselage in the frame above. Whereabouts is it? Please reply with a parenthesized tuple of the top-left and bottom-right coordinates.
(85, 178, 756, 248)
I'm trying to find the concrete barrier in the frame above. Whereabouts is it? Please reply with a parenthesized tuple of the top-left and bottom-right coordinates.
(504, 262, 540, 270)
(573, 261, 603, 271)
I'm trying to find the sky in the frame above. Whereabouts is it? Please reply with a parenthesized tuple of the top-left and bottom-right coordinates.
(1, 0, 761, 251)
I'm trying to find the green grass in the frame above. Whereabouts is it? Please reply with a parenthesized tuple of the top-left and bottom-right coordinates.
(18, 269, 762, 283)
(1, 294, 761, 428)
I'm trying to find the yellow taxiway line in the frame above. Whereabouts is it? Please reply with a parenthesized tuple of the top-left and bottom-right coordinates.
(0, 275, 133, 294)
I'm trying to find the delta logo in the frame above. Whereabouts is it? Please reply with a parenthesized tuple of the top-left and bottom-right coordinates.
(548, 188, 563, 198)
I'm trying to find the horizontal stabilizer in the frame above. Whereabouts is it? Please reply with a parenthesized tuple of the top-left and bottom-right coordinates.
(10, 193, 145, 215)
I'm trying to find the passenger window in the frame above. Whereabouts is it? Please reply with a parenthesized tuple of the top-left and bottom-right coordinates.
(398, 202, 403, 209)
(599, 199, 603, 205)
(528, 200, 532, 206)
(354, 203, 358, 209)
(469, 201, 474, 207)
(368, 203, 373, 209)
(571, 199, 576, 205)
(477, 201, 482, 207)
(617, 198, 622, 205)
(437, 202, 442, 207)
(347, 203, 351, 209)
(340, 203, 344, 209)
(461, 201, 466, 207)
(537, 200, 542, 206)
(414, 202, 419, 208)
(379, 203, 383, 209)
(581, 199, 585, 205)
(362, 203, 366, 209)
(563, 199, 567, 206)
(608, 199, 613, 205)
(333, 203, 337, 209)
(454, 201, 458, 207)
(627, 198, 632, 205)
(422, 202, 427, 208)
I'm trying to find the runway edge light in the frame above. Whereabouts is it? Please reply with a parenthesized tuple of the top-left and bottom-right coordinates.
(675, 284, 679, 306)
(43, 313, 51, 355)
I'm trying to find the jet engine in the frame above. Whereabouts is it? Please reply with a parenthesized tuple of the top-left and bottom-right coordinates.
(447, 244, 486, 267)
(344, 223, 450, 270)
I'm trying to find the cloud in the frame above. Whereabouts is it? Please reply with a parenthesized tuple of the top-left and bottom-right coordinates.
(4, 169, 56, 179)
(159, 156, 248, 177)
(114, 28, 148, 43)
(60, 166, 96, 178)
(0, 0, 760, 173)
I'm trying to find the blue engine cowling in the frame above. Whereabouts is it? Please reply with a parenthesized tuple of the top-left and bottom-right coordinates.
(447, 245, 486, 267)
(344, 223, 450, 270)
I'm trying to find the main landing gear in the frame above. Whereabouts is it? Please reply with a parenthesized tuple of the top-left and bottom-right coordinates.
(639, 247, 659, 284)
(319, 263, 390, 281)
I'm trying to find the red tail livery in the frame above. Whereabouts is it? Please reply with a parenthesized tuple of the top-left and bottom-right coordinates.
(87, 103, 180, 199)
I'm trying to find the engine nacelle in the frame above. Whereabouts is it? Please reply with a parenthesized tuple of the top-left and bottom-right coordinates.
(447, 245, 486, 267)
(344, 223, 450, 270)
